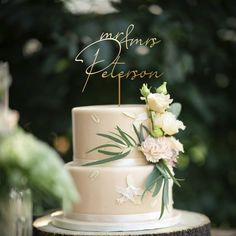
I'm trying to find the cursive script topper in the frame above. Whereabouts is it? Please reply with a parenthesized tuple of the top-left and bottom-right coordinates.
(75, 24, 162, 105)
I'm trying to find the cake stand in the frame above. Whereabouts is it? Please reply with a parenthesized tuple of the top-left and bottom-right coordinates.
(33, 209, 211, 236)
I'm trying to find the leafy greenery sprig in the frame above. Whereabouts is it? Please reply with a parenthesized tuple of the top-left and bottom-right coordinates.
(141, 160, 182, 219)
(83, 126, 140, 166)
(140, 82, 184, 218)
(83, 124, 151, 167)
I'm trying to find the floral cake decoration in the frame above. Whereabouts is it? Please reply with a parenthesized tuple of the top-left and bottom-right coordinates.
(84, 82, 185, 218)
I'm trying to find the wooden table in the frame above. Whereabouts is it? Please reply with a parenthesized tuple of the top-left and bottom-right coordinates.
(211, 229, 236, 236)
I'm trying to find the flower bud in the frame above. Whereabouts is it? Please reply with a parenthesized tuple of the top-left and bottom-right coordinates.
(151, 125, 163, 138)
(156, 82, 167, 94)
(140, 84, 150, 97)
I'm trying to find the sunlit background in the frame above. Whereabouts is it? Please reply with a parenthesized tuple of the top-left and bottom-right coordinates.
(0, 0, 236, 228)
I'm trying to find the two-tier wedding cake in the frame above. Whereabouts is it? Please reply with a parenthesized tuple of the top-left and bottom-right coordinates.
(52, 82, 185, 231)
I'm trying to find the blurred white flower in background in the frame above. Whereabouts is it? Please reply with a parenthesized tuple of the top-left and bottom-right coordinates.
(63, 0, 119, 15)
(135, 46, 150, 56)
(23, 38, 42, 57)
(148, 5, 163, 16)
(0, 129, 79, 210)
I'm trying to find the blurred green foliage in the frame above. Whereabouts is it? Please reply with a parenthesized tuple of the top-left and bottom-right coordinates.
(0, 0, 236, 228)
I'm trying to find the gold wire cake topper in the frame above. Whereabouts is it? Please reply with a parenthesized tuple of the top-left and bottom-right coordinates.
(75, 24, 162, 105)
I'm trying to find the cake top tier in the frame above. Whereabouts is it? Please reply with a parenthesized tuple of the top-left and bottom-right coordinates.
(72, 104, 148, 164)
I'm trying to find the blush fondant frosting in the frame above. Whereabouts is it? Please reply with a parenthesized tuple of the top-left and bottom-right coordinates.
(60, 105, 178, 231)
(72, 105, 147, 161)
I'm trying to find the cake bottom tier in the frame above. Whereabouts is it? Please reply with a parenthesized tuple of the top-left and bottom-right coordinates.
(64, 162, 174, 223)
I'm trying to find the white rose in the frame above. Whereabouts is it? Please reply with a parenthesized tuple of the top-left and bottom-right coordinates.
(147, 93, 173, 113)
(154, 111, 185, 135)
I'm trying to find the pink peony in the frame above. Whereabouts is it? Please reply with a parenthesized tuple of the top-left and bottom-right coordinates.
(139, 136, 184, 167)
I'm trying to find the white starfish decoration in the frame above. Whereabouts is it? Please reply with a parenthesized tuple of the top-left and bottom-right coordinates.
(89, 170, 100, 181)
(116, 174, 143, 205)
(91, 114, 100, 123)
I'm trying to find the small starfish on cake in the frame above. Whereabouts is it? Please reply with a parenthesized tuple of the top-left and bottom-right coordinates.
(116, 174, 143, 205)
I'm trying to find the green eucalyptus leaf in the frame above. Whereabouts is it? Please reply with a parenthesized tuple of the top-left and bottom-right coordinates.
(116, 126, 132, 147)
(159, 178, 170, 219)
(82, 150, 131, 166)
(159, 181, 165, 219)
(121, 129, 137, 146)
(164, 179, 169, 207)
(97, 133, 125, 145)
(110, 131, 123, 139)
(168, 103, 182, 118)
(152, 176, 164, 197)
(145, 167, 159, 189)
(87, 144, 122, 153)
(159, 178, 169, 219)
(156, 164, 168, 179)
(161, 161, 181, 187)
(139, 124, 145, 142)
(98, 150, 121, 156)
(141, 124, 151, 136)
(142, 167, 162, 200)
(133, 124, 142, 145)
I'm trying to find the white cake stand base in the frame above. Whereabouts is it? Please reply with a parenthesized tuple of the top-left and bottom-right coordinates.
(33, 210, 211, 236)
(52, 210, 180, 232)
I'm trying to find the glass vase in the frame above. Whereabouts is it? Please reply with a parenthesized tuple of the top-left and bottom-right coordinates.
(0, 188, 32, 236)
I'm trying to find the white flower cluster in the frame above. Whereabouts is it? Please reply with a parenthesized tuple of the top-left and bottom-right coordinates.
(139, 83, 185, 167)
